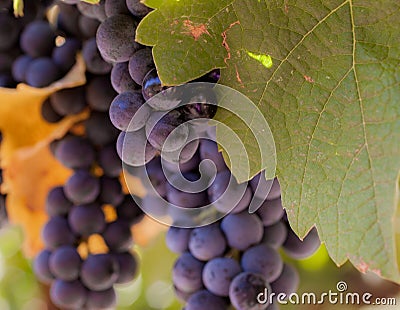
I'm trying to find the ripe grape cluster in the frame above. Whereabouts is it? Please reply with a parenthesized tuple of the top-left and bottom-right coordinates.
(138, 132, 321, 309)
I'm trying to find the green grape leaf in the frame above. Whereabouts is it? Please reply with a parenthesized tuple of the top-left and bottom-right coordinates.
(137, 0, 400, 283)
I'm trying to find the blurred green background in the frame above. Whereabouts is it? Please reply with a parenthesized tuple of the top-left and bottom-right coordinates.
(0, 223, 398, 310)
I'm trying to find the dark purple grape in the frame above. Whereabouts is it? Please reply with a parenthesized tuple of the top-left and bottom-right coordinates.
(267, 179, 281, 200)
(84, 111, 120, 146)
(42, 216, 76, 250)
(144, 157, 168, 197)
(98, 176, 124, 206)
(96, 14, 139, 63)
(114, 252, 138, 284)
(256, 198, 285, 226)
(25, 57, 60, 87)
(82, 38, 112, 75)
(189, 223, 226, 261)
(128, 48, 154, 85)
(174, 285, 192, 302)
(68, 203, 106, 237)
(98, 144, 122, 177)
(0, 14, 19, 52)
(50, 279, 87, 309)
(126, 0, 152, 17)
(86, 75, 117, 111)
(203, 257, 241, 297)
(41, 98, 62, 123)
(64, 170, 100, 204)
(0, 73, 15, 88)
(86, 287, 117, 309)
(162, 149, 200, 173)
(111, 61, 139, 93)
(52, 38, 80, 73)
(49, 245, 82, 281)
(283, 227, 320, 259)
(81, 254, 120, 291)
(185, 290, 229, 310)
(116, 195, 144, 225)
(166, 227, 192, 254)
(50, 86, 86, 116)
(166, 181, 208, 209)
(229, 272, 270, 310)
(105, 0, 130, 17)
(78, 0, 107, 21)
(142, 68, 165, 101)
(270, 263, 299, 296)
(78, 15, 101, 38)
(11, 55, 33, 82)
(102, 219, 133, 252)
(262, 220, 287, 249)
(199, 139, 228, 172)
(56, 2, 81, 37)
(33, 249, 54, 285)
(54, 135, 96, 169)
(109, 90, 150, 131)
(250, 172, 274, 200)
(221, 212, 263, 251)
(172, 252, 204, 293)
(241, 244, 283, 282)
(20, 20, 55, 57)
(45, 186, 72, 217)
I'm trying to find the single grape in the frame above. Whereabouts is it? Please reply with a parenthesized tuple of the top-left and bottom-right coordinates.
(270, 263, 299, 296)
(25, 57, 60, 87)
(199, 139, 228, 172)
(256, 198, 285, 226)
(250, 172, 274, 200)
(111, 61, 139, 93)
(142, 68, 165, 101)
(77, 0, 107, 21)
(81, 254, 120, 291)
(50, 279, 87, 309)
(64, 170, 100, 204)
(174, 285, 193, 302)
(86, 75, 117, 112)
(116, 195, 144, 225)
(117, 130, 157, 166)
(45, 186, 72, 217)
(86, 287, 117, 309)
(128, 48, 154, 85)
(82, 38, 112, 74)
(50, 86, 86, 116)
(98, 176, 124, 206)
(78, 15, 101, 38)
(202, 257, 242, 297)
(33, 249, 54, 285)
(0, 14, 19, 52)
(166, 227, 192, 254)
(262, 221, 288, 249)
(54, 135, 96, 169)
(229, 272, 270, 310)
(283, 227, 320, 259)
(189, 223, 226, 261)
(98, 144, 122, 177)
(109, 91, 150, 131)
(185, 289, 229, 310)
(114, 252, 138, 284)
(41, 98, 62, 123)
(96, 14, 139, 63)
(221, 212, 263, 251)
(84, 111, 120, 146)
(166, 181, 208, 209)
(52, 38, 81, 73)
(241, 244, 283, 282)
(172, 252, 204, 293)
(57, 2, 81, 37)
(68, 203, 106, 237)
(11, 55, 33, 82)
(49, 245, 82, 281)
(126, 0, 152, 18)
(20, 20, 55, 57)
(102, 219, 133, 252)
(42, 216, 76, 250)
(105, 0, 130, 17)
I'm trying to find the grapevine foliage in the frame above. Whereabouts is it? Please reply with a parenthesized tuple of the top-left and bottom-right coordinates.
(137, 0, 400, 282)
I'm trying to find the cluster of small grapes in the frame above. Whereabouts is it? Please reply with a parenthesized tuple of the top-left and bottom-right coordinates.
(0, 132, 7, 228)
(138, 136, 321, 310)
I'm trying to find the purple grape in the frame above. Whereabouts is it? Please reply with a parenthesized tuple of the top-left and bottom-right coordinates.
(54, 135, 95, 169)
(68, 203, 106, 237)
(11, 55, 33, 82)
(50, 86, 86, 116)
(102, 219, 133, 252)
(77, 0, 107, 21)
(86, 75, 117, 112)
(250, 172, 274, 200)
(33, 249, 54, 285)
(41, 98, 62, 123)
(114, 252, 138, 284)
(199, 139, 228, 172)
(98, 144, 122, 177)
(20, 21, 55, 57)
(203, 257, 242, 297)
(82, 38, 112, 75)
(64, 170, 100, 204)
(229, 272, 270, 310)
(49, 245, 82, 281)
(283, 227, 320, 259)
(25, 57, 60, 87)
(142, 68, 165, 101)
(78, 15, 101, 39)
(185, 290, 229, 310)
(50, 279, 87, 309)
(45, 186, 72, 217)
(221, 212, 263, 251)
(81, 254, 120, 291)
(270, 263, 299, 296)
(117, 130, 157, 166)
(52, 38, 80, 73)
(166, 227, 192, 254)
(105, 0, 130, 17)
(116, 195, 144, 225)
(172, 252, 204, 293)
(189, 223, 226, 261)
(86, 287, 117, 309)
(42, 216, 76, 249)
(98, 176, 124, 206)
(128, 48, 154, 85)
(126, 0, 152, 18)
(256, 198, 285, 226)
(111, 61, 139, 93)
(241, 244, 283, 282)
(84, 111, 120, 146)
(262, 221, 288, 249)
